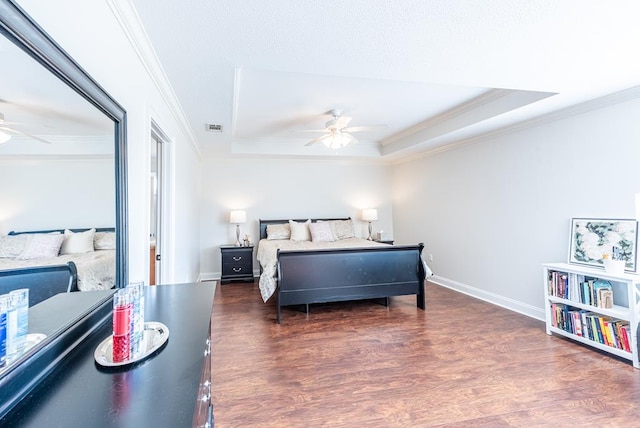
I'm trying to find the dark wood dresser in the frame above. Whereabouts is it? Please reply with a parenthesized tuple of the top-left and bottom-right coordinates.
(220, 245, 254, 284)
(0, 282, 215, 427)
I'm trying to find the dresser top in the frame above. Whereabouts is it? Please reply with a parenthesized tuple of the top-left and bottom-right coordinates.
(1, 282, 216, 427)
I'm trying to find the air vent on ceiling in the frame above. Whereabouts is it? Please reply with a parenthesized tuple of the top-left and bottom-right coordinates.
(206, 123, 223, 132)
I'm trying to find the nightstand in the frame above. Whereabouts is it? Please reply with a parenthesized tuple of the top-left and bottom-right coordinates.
(220, 245, 254, 284)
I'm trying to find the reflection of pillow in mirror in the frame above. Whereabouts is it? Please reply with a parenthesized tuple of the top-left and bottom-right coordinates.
(0, 234, 28, 258)
(266, 223, 290, 240)
(94, 231, 116, 250)
(309, 222, 334, 242)
(60, 228, 96, 255)
(18, 234, 65, 260)
(289, 219, 311, 241)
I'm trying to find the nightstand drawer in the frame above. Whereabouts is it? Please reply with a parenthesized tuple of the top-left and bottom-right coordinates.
(222, 262, 252, 275)
(221, 252, 252, 266)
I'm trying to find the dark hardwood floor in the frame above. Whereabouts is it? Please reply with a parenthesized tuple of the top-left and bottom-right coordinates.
(211, 280, 640, 427)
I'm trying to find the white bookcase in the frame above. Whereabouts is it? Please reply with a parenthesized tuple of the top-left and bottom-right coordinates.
(543, 262, 640, 369)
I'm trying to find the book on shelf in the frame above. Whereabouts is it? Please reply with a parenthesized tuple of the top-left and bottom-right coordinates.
(548, 270, 615, 308)
(550, 303, 629, 351)
(593, 280, 613, 308)
(597, 289, 613, 309)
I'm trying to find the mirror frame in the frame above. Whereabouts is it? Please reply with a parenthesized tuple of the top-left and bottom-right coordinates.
(0, 0, 128, 286)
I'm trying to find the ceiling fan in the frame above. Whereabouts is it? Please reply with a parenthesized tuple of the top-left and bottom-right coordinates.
(302, 109, 385, 150)
(0, 112, 51, 144)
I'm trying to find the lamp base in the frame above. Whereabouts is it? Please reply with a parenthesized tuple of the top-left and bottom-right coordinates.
(235, 224, 242, 246)
(367, 222, 373, 240)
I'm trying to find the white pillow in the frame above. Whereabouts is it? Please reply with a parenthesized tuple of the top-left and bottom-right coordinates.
(266, 223, 290, 240)
(309, 222, 334, 242)
(318, 220, 339, 241)
(60, 228, 96, 255)
(94, 231, 116, 250)
(18, 234, 64, 260)
(333, 219, 355, 240)
(289, 219, 311, 241)
(0, 234, 28, 258)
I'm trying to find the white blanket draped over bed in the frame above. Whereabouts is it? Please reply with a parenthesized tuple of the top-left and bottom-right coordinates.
(0, 250, 116, 291)
(257, 238, 391, 302)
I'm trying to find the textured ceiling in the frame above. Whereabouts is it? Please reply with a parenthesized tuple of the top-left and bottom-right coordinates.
(131, 0, 640, 161)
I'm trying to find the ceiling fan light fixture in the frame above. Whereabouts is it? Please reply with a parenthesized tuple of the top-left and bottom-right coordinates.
(0, 130, 11, 144)
(320, 130, 355, 150)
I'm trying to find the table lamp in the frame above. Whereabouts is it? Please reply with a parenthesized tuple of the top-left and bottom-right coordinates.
(229, 210, 246, 246)
(362, 209, 378, 240)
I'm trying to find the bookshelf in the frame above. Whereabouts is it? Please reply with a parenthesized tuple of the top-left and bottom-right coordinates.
(543, 262, 640, 369)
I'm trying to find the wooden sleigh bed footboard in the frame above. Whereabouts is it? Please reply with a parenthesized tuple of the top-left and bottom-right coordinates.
(0, 262, 78, 307)
(276, 244, 426, 323)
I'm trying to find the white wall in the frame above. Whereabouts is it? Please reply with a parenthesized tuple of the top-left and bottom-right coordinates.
(0, 159, 114, 233)
(392, 97, 640, 319)
(199, 158, 393, 279)
(19, 0, 203, 284)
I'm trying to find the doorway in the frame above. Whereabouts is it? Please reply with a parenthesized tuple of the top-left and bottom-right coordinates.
(150, 121, 169, 285)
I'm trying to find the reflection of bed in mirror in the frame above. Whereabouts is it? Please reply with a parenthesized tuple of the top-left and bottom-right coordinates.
(0, 263, 76, 307)
(0, 227, 116, 296)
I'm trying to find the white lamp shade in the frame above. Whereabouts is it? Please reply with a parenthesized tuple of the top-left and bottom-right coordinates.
(229, 210, 246, 224)
(362, 209, 378, 221)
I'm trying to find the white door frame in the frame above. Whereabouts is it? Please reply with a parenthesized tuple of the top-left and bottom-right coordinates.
(150, 119, 172, 285)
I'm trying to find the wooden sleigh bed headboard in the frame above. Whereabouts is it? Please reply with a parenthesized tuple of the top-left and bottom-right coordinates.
(8, 227, 115, 236)
(259, 217, 350, 240)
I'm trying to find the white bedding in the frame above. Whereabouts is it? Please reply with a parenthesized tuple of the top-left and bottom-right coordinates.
(256, 238, 387, 302)
(0, 249, 116, 291)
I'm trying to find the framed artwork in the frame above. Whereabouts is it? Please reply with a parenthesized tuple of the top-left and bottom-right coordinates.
(568, 218, 638, 272)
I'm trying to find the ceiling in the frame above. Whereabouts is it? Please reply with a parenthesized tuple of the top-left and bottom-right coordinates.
(0, 33, 113, 157)
(130, 0, 640, 162)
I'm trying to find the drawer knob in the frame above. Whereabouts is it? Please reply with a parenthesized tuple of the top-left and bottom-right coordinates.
(232, 267, 242, 272)
(233, 256, 242, 261)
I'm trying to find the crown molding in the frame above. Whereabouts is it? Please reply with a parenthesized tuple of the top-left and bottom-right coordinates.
(382, 88, 514, 145)
(390, 85, 640, 166)
(106, 0, 202, 159)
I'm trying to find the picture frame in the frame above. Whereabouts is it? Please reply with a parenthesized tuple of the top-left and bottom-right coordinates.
(568, 218, 638, 272)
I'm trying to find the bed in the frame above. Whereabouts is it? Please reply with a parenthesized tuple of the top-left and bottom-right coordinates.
(257, 218, 430, 323)
(0, 227, 116, 293)
(0, 263, 77, 307)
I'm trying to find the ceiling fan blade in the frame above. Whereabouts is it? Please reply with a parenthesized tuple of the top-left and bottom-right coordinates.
(304, 134, 329, 146)
(294, 129, 328, 133)
(344, 133, 359, 145)
(0, 126, 52, 144)
(333, 115, 351, 129)
(342, 124, 387, 133)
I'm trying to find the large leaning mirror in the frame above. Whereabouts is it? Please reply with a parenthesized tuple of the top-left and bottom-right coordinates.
(0, 0, 127, 388)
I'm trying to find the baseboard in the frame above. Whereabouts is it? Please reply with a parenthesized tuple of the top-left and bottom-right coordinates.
(199, 271, 259, 282)
(429, 275, 545, 321)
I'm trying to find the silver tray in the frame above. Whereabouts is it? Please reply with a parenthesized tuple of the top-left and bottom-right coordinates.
(94, 321, 169, 367)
